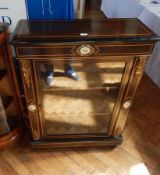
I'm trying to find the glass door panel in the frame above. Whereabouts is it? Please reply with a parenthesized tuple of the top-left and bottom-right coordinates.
(35, 61, 125, 135)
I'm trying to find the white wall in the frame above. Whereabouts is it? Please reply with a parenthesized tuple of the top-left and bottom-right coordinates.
(0, 0, 27, 32)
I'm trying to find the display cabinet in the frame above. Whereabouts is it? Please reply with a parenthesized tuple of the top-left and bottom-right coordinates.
(0, 23, 23, 150)
(11, 19, 159, 148)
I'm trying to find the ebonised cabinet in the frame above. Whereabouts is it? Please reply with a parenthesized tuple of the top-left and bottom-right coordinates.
(11, 19, 159, 148)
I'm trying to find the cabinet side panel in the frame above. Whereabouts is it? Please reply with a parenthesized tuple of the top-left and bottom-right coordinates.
(107, 59, 134, 135)
(20, 60, 41, 140)
(113, 56, 148, 136)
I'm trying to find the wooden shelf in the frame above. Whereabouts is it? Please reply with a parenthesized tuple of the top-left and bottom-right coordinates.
(0, 69, 6, 80)
(43, 85, 120, 92)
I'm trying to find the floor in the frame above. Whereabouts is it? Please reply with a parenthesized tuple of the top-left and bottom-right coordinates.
(0, 74, 160, 175)
(1, 1, 160, 175)
(84, 0, 106, 19)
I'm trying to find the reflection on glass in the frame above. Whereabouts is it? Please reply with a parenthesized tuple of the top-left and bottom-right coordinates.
(45, 63, 80, 86)
(36, 62, 125, 135)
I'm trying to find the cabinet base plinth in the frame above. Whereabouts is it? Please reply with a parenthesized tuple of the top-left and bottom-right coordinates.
(31, 136, 123, 148)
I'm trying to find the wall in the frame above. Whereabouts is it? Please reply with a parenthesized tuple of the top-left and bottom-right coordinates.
(0, 0, 27, 32)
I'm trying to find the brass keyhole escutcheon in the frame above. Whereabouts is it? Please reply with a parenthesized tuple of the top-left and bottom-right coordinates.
(122, 100, 132, 110)
(28, 103, 37, 112)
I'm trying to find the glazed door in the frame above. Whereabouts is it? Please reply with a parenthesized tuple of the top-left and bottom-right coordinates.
(33, 59, 132, 138)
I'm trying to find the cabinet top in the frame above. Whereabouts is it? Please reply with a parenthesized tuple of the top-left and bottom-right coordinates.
(11, 19, 160, 43)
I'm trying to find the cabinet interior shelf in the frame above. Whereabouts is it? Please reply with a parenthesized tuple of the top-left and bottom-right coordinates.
(42, 86, 120, 91)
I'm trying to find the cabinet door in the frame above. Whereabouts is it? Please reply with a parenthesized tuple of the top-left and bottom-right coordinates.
(30, 59, 133, 139)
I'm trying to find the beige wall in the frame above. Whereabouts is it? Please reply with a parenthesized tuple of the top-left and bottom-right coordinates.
(74, 0, 85, 19)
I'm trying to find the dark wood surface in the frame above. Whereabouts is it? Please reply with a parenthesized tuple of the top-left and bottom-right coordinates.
(0, 69, 6, 80)
(1, 96, 12, 109)
(15, 43, 154, 58)
(84, 0, 106, 19)
(0, 126, 21, 151)
(11, 19, 159, 43)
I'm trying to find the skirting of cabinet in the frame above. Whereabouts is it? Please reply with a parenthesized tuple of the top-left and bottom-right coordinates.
(31, 136, 123, 148)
